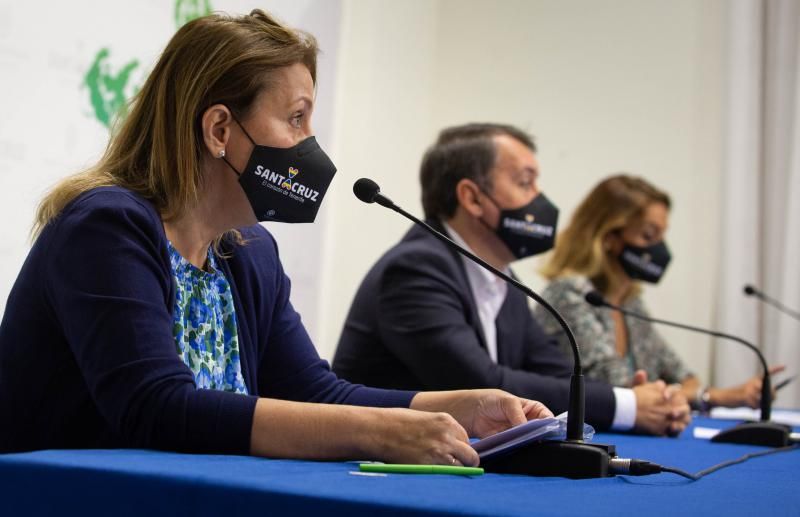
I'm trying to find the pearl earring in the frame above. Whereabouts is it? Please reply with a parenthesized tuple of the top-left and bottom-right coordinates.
(218, 149, 226, 158)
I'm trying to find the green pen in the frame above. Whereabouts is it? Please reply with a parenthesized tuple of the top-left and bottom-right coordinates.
(359, 463, 484, 476)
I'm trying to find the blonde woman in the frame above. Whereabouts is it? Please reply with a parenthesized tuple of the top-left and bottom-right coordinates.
(535, 175, 781, 411)
(0, 10, 551, 462)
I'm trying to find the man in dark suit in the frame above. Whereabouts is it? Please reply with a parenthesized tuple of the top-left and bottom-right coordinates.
(333, 123, 690, 435)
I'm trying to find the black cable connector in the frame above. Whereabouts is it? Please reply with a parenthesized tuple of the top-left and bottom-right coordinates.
(609, 458, 697, 480)
(609, 444, 798, 482)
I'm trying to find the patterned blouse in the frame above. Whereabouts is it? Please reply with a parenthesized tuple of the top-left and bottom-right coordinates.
(533, 276, 692, 387)
(168, 241, 248, 394)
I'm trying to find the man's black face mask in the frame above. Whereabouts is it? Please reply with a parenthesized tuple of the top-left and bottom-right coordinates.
(482, 191, 560, 260)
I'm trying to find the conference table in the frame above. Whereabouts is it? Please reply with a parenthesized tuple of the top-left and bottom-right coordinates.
(0, 416, 797, 516)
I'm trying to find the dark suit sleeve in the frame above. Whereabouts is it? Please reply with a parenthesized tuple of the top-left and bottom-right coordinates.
(251, 230, 416, 409)
(375, 252, 615, 429)
(522, 307, 616, 430)
(521, 310, 573, 376)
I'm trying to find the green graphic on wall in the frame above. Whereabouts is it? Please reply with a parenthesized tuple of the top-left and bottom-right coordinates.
(84, 49, 139, 129)
(175, 0, 213, 29)
(84, 0, 213, 129)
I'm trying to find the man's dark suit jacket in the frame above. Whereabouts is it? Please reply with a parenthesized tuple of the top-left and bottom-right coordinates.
(333, 221, 617, 430)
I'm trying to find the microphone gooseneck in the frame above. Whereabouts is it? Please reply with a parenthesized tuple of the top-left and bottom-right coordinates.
(743, 284, 800, 321)
(584, 290, 771, 421)
(354, 178, 585, 441)
(353, 178, 622, 478)
(585, 290, 791, 447)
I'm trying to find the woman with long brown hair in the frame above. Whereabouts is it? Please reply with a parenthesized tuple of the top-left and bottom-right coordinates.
(536, 175, 781, 412)
(0, 10, 551, 462)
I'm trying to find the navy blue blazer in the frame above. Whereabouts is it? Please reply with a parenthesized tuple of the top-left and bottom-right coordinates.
(0, 187, 413, 453)
(333, 221, 616, 430)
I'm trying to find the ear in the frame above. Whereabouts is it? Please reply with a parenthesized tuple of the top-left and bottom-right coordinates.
(603, 230, 623, 254)
(201, 104, 234, 158)
(455, 178, 486, 218)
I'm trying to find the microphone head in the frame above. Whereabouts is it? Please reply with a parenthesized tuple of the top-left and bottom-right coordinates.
(584, 291, 608, 308)
(743, 284, 757, 296)
(353, 178, 381, 204)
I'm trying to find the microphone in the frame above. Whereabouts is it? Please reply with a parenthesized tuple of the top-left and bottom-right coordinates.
(744, 284, 800, 322)
(353, 178, 616, 478)
(585, 290, 791, 447)
(353, 177, 395, 209)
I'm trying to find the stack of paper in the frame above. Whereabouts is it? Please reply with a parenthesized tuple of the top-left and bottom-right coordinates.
(471, 417, 560, 460)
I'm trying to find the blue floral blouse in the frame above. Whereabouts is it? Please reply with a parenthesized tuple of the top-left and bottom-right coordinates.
(168, 241, 248, 394)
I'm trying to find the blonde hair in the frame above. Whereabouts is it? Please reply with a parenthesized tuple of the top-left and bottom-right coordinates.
(541, 175, 671, 297)
(32, 9, 318, 238)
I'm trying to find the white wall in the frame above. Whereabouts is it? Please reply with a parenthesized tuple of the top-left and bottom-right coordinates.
(321, 0, 443, 357)
(319, 0, 726, 387)
(0, 0, 341, 346)
(0, 0, 727, 385)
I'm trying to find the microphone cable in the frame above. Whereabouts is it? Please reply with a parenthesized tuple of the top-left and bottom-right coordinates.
(610, 444, 798, 481)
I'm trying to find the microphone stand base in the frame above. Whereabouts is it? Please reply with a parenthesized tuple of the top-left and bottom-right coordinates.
(482, 440, 616, 479)
(711, 421, 792, 447)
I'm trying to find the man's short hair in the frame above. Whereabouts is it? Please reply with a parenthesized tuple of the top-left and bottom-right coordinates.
(419, 123, 536, 219)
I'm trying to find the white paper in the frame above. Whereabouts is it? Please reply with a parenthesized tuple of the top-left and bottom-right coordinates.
(709, 407, 800, 427)
(693, 426, 721, 440)
(471, 416, 560, 460)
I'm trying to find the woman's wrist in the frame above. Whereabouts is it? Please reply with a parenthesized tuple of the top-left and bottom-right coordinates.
(692, 385, 713, 413)
(356, 407, 410, 461)
(250, 398, 389, 461)
(707, 386, 751, 409)
(410, 391, 462, 412)
(410, 390, 475, 432)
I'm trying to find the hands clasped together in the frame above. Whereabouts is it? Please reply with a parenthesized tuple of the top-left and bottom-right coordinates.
(631, 370, 691, 436)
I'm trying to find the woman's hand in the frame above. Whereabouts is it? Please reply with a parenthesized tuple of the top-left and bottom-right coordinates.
(710, 365, 786, 408)
(249, 398, 480, 466)
(631, 371, 690, 436)
(370, 408, 480, 466)
(248, 392, 553, 468)
(410, 389, 554, 439)
(372, 389, 553, 466)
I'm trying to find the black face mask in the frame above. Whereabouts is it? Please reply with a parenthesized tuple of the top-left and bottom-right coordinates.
(618, 241, 671, 283)
(482, 192, 559, 260)
(222, 116, 336, 223)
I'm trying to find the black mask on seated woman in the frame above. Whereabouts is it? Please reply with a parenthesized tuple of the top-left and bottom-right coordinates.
(222, 114, 337, 223)
(618, 241, 671, 283)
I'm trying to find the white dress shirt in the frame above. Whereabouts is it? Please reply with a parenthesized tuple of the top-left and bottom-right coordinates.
(444, 222, 508, 363)
(443, 222, 636, 431)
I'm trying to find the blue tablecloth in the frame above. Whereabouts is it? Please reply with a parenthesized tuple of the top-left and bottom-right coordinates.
(0, 416, 797, 516)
